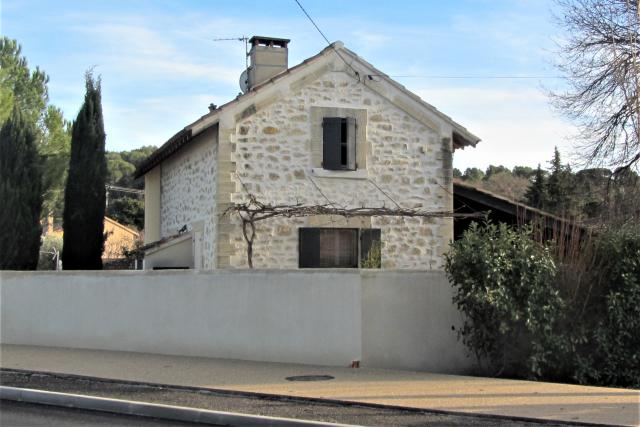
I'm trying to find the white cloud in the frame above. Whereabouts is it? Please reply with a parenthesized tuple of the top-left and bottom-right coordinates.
(29, 2, 571, 166)
(102, 93, 221, 151)
(70, 21, 241, 85)
(414, 85, 577, 170)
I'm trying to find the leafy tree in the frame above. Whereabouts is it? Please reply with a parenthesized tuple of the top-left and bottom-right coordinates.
(553, 0, 640, 173)
(106, 145, 156, 189)
(484, 165, 510, 180)
(525, 165, 548, 209)
(0, 67, 13, 123)
(103, 146, 156, 229)
(0, 107, 43, 269)
(0, 37, 48, 126)
(462, 167, 484, 182)
(40, 106, 71, 216)
(62, 74, 107, 270)
(1, 37, 71, 218)
(106, 152, 136, 185)
(520, 149, 639, 222)
(453, 167, 463, 179)
(106, 197, 144, 230)
(512, 166, 535, 179)
(607, 169, 640, 224)
(572, 168, 610, 220)
(119, 145, 156, 168)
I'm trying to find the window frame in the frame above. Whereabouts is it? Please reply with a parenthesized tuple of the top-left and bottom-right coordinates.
(310, 107, 368, 172)
(298, 227, 382, 269)
(322, 117, 356, 171)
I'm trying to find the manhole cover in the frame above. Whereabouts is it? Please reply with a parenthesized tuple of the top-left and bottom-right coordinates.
(285, 375, 335, 382)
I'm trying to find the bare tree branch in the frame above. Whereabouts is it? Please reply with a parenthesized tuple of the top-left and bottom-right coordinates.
(552, 0, 640, 174)
(223, 194, 485, 268)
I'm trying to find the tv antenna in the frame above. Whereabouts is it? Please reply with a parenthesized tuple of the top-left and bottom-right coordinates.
(212, 36, 250, 70)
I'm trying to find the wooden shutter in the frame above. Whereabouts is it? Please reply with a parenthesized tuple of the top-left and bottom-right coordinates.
(299, 228, 320, 268)
(346, 117, 356, 170)
(322, 117, 342, 170)
(360, 229, 381, 268)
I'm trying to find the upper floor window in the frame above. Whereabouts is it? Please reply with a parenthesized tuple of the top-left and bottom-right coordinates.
(322, 117, 356, 171)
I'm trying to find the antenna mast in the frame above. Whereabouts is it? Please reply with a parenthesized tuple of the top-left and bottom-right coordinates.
(212, 36, 249, 70)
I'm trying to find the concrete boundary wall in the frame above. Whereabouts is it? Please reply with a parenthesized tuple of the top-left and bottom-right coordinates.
(0, 270, 473, 373)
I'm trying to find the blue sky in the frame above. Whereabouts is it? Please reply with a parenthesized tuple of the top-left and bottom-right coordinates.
(2, 0, 574, 171)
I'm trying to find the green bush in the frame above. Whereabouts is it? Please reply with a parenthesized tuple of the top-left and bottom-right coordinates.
(446, 221, 640, 387)
(445, 222, 564, 379)
(572, 226, 640, 387)
(361, 241, 381, 269)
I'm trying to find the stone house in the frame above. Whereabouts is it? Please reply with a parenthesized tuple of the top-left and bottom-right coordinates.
(135, 36, 480, 270)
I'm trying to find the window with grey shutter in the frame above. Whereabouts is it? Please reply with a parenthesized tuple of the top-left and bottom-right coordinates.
(323, 117, 342, 170)
(299, 228, 320, 268)
(323, 117, 356, 171)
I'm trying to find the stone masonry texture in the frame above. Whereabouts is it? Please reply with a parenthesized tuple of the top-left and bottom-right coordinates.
(224, 70, 452, 269)
(160, 132, 217, 269)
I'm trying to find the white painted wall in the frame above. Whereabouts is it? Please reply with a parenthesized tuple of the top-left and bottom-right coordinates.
(361, 271, 471, 372)
(144, 235, 193, 270)
(0, 270, 474, 373)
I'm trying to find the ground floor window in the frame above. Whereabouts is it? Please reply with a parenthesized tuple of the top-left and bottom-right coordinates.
(299, 228, 381, 268)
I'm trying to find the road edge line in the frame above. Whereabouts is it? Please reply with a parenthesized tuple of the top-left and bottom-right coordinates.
(0, 385, 356, 427)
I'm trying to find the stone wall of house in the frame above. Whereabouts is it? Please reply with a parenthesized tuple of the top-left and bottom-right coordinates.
(225, 70, 453, 269)
(160, 127, 217, 269)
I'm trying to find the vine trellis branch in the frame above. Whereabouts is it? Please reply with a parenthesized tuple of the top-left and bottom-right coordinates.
(224, 194, 485, 268)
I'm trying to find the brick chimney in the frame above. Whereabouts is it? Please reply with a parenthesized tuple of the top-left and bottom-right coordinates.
(247, 36, 290, 90)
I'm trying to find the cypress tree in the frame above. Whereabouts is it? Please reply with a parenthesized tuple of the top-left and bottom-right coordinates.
(0, 106, 43, 269)
(524, 164, 547, 209)
(62, 74, 106, 269)
(546, 147, 573, 215)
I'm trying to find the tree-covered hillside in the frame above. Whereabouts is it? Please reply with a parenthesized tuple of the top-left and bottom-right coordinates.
(455, 148, 640, 225)
(105, 145, 156, 230)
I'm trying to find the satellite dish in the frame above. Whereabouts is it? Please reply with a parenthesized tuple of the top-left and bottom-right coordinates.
(239, 69, 249, 93)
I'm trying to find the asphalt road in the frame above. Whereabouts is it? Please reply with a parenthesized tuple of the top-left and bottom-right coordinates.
(0, 400, 205, 426)
(1, 370, 572, 427)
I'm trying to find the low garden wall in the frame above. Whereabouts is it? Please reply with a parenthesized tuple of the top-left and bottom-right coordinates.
(0, 270, 473, 373)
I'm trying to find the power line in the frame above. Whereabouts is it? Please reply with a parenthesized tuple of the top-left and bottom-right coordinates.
(367, 179, 402, 210)
(292, 0, 361, 81)
(368, 74, 566, 80)
(307, 176, 342, 210)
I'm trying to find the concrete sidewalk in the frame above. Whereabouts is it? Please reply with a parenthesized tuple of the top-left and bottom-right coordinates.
(0, 345, 638, 426)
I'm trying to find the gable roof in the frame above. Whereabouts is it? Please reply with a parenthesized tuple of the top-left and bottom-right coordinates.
(135, 42, 480, 178)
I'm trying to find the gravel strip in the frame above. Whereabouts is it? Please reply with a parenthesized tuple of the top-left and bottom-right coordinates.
(0, 370, 573, 427)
